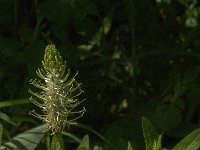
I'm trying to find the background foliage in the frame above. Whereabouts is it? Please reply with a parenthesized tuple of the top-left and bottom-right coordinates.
(0, 0, 200, 149)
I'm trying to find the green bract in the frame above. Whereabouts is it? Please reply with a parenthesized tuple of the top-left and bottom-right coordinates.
(29, 44, 85, 134)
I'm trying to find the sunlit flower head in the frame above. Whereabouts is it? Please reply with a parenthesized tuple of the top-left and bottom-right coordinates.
(29, 44, 85, 134)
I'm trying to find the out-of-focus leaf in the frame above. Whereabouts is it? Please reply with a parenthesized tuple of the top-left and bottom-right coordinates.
(142, 117, 161, 150)
(105, 116, 144, 150)
(154, 104, 182, 132)
(127, 141, 134, 150)
(102, 15, 112, 35)
(93, 145, 103, 150)
(0, 99, 30, 108)
(77, 135, 89, 150)
(1, 124, 47, 150)
(172, 128, 200, 150)
(0, 123, 3, 146)
(0, 112, 17, 126)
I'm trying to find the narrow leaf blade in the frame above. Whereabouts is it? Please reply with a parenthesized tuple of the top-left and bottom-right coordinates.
(172, 128, 200, 150)
(142, 117, 159, 150)
(77, 135, 89, 150)
(0, 111, 17, 126)
(127, 141, 134, 150)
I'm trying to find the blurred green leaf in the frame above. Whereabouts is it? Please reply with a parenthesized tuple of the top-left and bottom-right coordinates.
(93, 145, 103, 150)
(1, 124, 47, 150)
(0, 99, 30, 108)
(127, 141, 134, 150)
(0, 112, 17, 126)
(154, 104, 182, 132)
(105, 116, 144, 150)
(172, 128, 200, 150)
(142, 117, 161, 150)
(0, 123, 3, 146)
(102, 15, 112, 35)
(77, 135, 89, 150)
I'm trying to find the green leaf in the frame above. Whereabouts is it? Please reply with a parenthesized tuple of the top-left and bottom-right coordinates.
(105, 116, 144, 150)
(0, 123, 3, 146)
(154, 105, 182, 132)
(172, 128, 200, 150)
(77, 135, 89, 150)
(1, 124, 47, 150)
(156, 135, 162, 150)
(102, 14, 112, 35)
(142, 117, 161, 150)
(93, 145, 103, 150)
(127, 141, 134, 150)
(0, 111, 17, 126)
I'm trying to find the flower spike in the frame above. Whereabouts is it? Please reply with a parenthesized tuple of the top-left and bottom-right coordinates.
(29, 44, 85, 134)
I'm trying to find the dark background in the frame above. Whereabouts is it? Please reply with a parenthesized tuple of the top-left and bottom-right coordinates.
(0, 0, 200, 149)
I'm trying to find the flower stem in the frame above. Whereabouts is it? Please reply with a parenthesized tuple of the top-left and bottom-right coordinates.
(51, 132, 65, 150)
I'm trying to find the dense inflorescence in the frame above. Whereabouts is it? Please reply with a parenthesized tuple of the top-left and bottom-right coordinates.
(29, 44, 85, 134)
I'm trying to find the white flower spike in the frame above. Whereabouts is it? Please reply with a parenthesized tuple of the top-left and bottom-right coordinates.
(29, 44, 85, 134)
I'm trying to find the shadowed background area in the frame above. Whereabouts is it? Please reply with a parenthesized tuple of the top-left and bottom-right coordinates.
(0, 0, 200, 149)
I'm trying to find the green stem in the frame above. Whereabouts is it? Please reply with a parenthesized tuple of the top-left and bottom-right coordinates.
(57, 132, 65, 150)
(51, 132, 64, 150)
